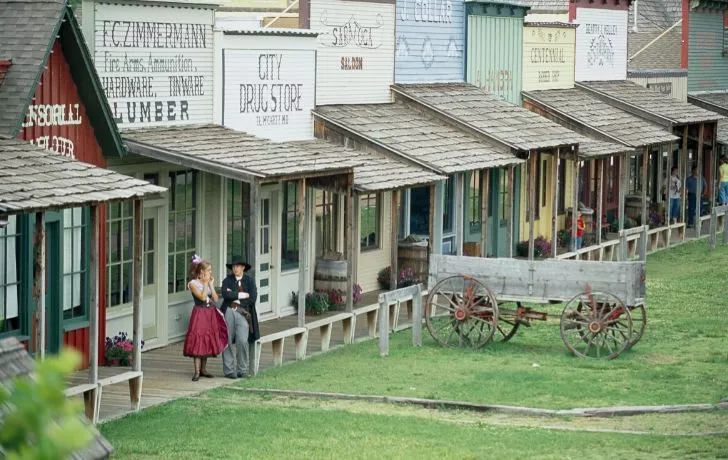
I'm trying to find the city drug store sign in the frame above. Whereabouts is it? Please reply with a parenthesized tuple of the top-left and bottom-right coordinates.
(223, 48, 315, 141)
(94, 2, 215, 127)
(311, 0, 395, 104)
(522, 25, 576, 91)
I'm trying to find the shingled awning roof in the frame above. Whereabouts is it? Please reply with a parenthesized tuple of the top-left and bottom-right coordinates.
(687, 91, 728, 116)
(314, 103, 525, 175)
(523, 88, 679, 148)
(123, 124, 440, 192)
(391, 83, 583, 153)
(0, 138, 165, 215)
(577, 81, 723, 127)
(0, 337, 114, 459)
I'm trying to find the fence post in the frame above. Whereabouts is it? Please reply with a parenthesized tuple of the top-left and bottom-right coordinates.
(412, 284, 423, 347)
(378, 293, 389, 357)
(639, 226, 648, 261)
(724, 210, 728, 246)
(709, 208, 717, 250)
(619, 231, 627, 261)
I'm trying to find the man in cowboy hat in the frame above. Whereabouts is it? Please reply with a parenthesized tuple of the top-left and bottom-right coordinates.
(220, 256, 258, 379)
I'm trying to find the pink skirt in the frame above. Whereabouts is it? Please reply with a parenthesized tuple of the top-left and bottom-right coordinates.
(183, 305, 228, 358)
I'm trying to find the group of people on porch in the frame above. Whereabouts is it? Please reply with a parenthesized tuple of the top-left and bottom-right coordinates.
(183, 255, 259, 381)
(667, 156, 728, 228)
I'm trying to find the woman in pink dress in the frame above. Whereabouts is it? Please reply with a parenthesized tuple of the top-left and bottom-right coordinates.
(183, 255, 229, 381)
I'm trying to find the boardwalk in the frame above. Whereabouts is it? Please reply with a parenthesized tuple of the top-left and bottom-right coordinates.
(67, 291, 418, 423)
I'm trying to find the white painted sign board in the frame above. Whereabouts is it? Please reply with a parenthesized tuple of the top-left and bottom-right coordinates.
(575, 8, 628, 82)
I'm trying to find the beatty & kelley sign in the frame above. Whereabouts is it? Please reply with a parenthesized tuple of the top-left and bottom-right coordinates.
(223, 49, 315, 141)
(522, 26, 575, 91)
(311, 0, 395, 104)
(575, 8, 627, 82)
(94, 2, 214, 127)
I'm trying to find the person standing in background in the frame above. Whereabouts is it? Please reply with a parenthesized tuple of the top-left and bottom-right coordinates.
(668, 167, 681, 224)
(719, 156, 728, 205)
(686, 165, 707, 228)
(220, 257, 258, 379)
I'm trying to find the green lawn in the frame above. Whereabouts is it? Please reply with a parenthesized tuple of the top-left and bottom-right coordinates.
(101, 242, 728, 458)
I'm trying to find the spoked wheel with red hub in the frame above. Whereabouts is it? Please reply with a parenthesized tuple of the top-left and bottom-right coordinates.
(560, 290, 633, 360)
(424, 275, 499, 349)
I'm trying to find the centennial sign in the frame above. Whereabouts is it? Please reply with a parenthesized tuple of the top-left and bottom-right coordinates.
(523, 26, 575, 91)
(94, 2, 215, 127)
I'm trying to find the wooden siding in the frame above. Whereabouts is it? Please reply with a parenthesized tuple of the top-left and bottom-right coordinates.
(357, 191, 392, 292)
(394, 0, 466, 83)
(628, 75, 688, 102)
(466, 15, 524, 104)
(518, 155, 557, 242)
(19, 40, 109, 368)
(688, 10, 728, 92)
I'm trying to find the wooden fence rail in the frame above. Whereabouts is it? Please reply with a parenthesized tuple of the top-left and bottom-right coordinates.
(378, 284, 423, 357)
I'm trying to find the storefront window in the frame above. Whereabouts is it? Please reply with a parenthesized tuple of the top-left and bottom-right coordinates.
(226, 180, 247, 264)
(0, 216, 21, 334)
(169, 171, 197, 293)
(410, 187, 430, 235)
(281, 182, 299, 270)
(107, 201, 133, 307)
(360, 193, 380, 251)
(63, 207, 87, 320)
(316, 190, 338, 256)
(468, 172, 482, 232)
(443, 177, 454, 233)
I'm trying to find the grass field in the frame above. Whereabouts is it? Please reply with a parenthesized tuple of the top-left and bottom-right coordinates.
(100, 241, 728, 458)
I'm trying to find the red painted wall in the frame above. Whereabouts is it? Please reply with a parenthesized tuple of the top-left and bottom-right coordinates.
(18, 40, 108, 369)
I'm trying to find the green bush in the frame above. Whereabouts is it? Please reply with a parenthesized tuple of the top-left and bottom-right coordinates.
(0, 349, 94, 459)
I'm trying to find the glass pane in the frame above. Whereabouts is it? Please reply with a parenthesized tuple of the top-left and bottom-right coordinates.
(73, 226, 82, 271)
(123, 218, 132, 262)
(63, 274, 72, 310)
(63, 228, 72, 273)
(109, 202, 120, 220)
(175, 252, 186, 292)
(145, 219, 154, 251)
(261, 228, 269, 255)
(168, 217, 175, 254)
(109, 264, 120, 306)
(168, 255, 175, 293)
(186, 211, 194, 250)
(145, 252, 154, 285)
(72, 273, 81, 307)
(122, 261, 132, 304)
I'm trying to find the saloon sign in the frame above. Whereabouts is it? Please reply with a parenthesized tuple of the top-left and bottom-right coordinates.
(311, 0, 395, 104)
(94, 2, 215, 127)
(21, 104, 83, 158)
(223, 49, 315, 141)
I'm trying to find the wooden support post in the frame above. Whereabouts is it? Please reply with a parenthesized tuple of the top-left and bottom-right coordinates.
(412, 284, 423, 347)
(507, 165, 515, 258)
(596, 158, 604, 247)
(551, 150, 560, 258)
(619, 153, 627, 260)
(390, 190, 399, 291)
(297, 178, 306, 327)
(34, 212, 46, 360)
(378, 294, 389, 357)
(696, 123, 705, 237)
(641, 147, 649, 229)
(480, 169, 489, 258)
(88, 205, 99, 384)
(247, 182, 258, 278)
(571, 158, 580, 252)
(346, 174, 355, 313)
(527, 154, 535, 260)
(711, 123, 718, 214)
(132, 199, 143, 372)
(455, 173, 465, 256)
(666, 143, 673, 225)
(681, 126, 689, 224)
(427, 183, 437, 287)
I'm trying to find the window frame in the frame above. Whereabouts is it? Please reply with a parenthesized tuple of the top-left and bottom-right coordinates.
(106, 201, 134, 309)
(281, 181, 300, 271)
(359, 192, 381, 251)
(62, 207, 90, 325)
(0, 215, 23, 336)
(168, 170, 198, 295)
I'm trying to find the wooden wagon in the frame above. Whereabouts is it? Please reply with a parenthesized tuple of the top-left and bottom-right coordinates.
(425, 255, 647, 359)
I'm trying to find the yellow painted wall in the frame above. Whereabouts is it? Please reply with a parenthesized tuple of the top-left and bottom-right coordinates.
(518, 155, 557, 242)
(357, 191, 392, 293)
(523, 25, 576, 91)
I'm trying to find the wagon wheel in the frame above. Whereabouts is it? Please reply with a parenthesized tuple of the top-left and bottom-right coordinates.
(493, 301, 522, 342)
(560, 291, 633, 360)
(626, 304, 647, 349)
(425, 275, 499, 349)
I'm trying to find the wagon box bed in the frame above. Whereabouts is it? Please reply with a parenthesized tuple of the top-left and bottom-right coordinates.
(428, 255, 646, 307)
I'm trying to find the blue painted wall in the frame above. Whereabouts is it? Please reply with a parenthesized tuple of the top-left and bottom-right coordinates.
(394, 0, 466, 83)
(689, 10, 728, 92)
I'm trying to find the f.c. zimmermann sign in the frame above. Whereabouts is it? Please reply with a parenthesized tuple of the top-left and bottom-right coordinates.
(94, 3, 214, 127)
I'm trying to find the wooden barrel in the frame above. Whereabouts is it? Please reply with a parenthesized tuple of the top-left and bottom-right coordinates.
(313, 258, 348, 292)
(397, 242, 428, 283)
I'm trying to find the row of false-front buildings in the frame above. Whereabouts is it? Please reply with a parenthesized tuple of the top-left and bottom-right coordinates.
(2, 0, 728, 365)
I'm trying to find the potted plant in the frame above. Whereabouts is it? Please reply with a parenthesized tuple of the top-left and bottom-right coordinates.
(104, 332, 144, 367)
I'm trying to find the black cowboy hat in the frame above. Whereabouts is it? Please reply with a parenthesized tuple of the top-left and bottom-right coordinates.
(226, 256, 251, 271)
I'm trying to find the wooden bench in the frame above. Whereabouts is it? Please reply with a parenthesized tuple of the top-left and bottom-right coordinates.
(305, 312, 353, 352)
(254, 327, 307, 376)
(65, 383, 99, 424)
(97, 370, 144, 415)
(351, 303, 380, 341)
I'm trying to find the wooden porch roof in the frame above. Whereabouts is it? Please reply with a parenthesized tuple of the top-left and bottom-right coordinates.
(0, 137, 165, 215)
(123, 124, 444, 192)
(523, 89, 679, 148)
(314, 102, 525, 175)
(391, 83, 583, 153)
(577, 81, 723, 127)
